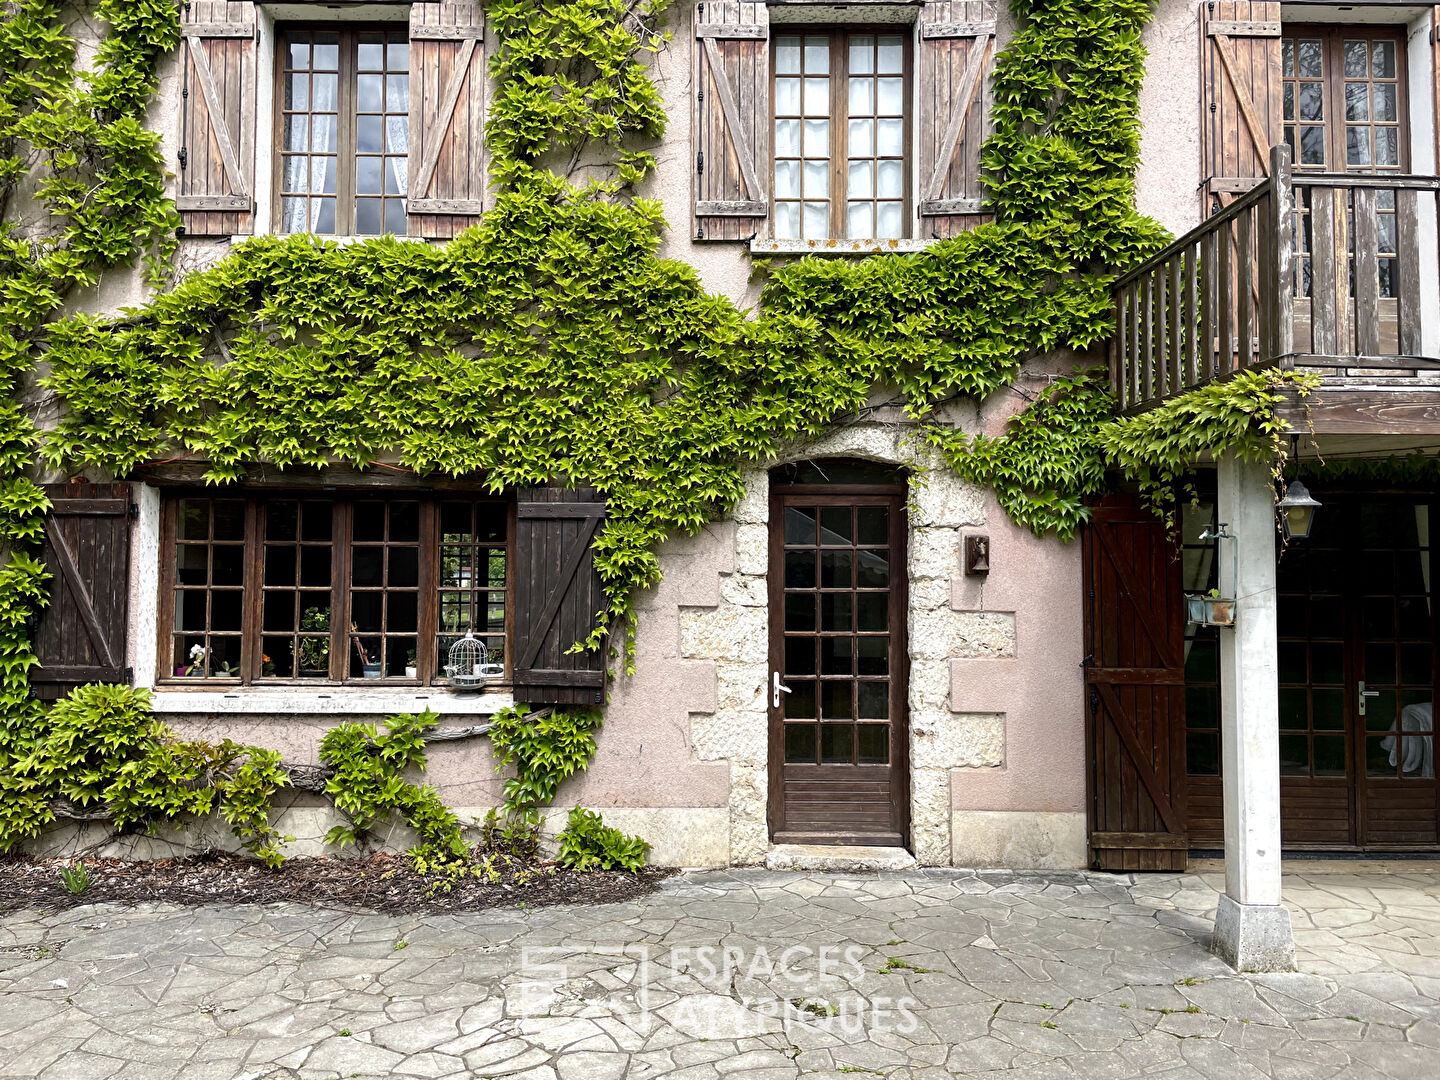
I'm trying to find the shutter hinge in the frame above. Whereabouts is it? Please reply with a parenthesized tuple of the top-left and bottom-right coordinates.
(1088, 686, 1100, 714)
(696, 150, 704, 175)
(697, 87, 703, 104)
(129, 502, 140, 520)
(178, 145, 187, 171)
(1080, 653, 1094, 669)
(123, 667, 134, 684)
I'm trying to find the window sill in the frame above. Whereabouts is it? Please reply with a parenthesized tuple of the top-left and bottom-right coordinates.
(230, 234, 436, 246)
(748, 238, 936, 256)
(148, 686, 516, 716)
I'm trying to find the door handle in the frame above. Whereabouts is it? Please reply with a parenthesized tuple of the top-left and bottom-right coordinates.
(1358, 680, 1380, 716)
(772, 671, 792, 709)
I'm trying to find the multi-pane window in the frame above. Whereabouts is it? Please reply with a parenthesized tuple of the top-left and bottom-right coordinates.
(1283, 28, 1408, 307)
(773, 30, 909, 240)
(170, 499, 247, 678)
(164, 494, 510, 684)
(439, 503, 509, 678)
(278, 26, 409, 236)
(1282, 28, 1407, 172)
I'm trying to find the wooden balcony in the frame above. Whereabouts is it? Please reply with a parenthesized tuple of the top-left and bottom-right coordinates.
(1110, 146, 1440, 424)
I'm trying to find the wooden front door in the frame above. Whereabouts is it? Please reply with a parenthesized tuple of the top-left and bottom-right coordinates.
(768, 487, 909, 847)
(1083, 495, 1188, 871)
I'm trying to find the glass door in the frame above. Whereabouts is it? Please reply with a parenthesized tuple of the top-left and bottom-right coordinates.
(769, 490, 908, 846)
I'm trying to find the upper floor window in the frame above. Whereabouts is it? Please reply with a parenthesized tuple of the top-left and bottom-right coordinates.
(772, 30, 910, 240)
(162, 493, 511, 685)
(277, 26, 411, 236)
(176, 2, 487, 241)
(1282, 27, 1408, 174)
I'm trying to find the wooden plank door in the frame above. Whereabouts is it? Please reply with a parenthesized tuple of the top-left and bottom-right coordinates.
(768, 490, 909, 847)
(1084, 495, 1188, 871)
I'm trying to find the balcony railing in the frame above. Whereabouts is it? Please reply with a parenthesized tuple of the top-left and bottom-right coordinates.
(1110, 145, 1440, 414)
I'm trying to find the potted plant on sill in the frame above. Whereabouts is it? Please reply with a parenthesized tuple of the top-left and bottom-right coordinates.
(404, 649, 418, 680)
(298, 607, 331, 678)
(1187, 588, 1237, 628)
(351, 624, 382, 679)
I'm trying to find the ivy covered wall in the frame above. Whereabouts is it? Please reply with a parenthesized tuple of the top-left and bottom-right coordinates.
(0, 0, 1315, 864)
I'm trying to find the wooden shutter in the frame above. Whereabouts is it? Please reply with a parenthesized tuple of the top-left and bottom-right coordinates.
(1201, 1, 1282, 205)
(917, 2, 996, 238)
(31, 484, 134, 703)
(692, 2, 770, 241)
(512, 487, 608, 706)
(1433, 8, 1440, 171)
(178, 2, 258, 237)
(407, 2, 487, 239)
(1083, 495, 1188, 872)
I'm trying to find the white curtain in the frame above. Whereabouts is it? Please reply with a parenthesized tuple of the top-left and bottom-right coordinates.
(387, 116, 409, 199)
(1182, 502, 1217, 659)
(309, 72, 339, 232)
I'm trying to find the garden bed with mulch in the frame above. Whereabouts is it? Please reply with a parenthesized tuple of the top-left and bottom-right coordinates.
(0, 851, 674, 916)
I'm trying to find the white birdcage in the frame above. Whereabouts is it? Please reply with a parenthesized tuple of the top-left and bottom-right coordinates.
(445, 631, 490, 692)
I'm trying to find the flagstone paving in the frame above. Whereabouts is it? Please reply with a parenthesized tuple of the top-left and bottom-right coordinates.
(1, 862, 1437, 1079)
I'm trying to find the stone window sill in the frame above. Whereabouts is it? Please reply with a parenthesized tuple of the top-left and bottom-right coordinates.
(148, 687, 515, 716)
(749, 238, 935, 256)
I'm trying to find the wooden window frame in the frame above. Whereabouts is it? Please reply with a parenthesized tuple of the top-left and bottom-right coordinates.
(769, 25, 914, 240)
(273, 23, 411, 237)
(158, 492, 514, 688)
(1282, 24, 1410, 176)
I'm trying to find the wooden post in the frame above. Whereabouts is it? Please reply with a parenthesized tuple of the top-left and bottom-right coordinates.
(1270, 145, 1295, 368)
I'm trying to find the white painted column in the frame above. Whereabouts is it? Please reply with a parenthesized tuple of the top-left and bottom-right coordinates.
(1213, 452, 1294, 972)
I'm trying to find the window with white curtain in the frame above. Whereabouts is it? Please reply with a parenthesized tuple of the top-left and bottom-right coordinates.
(277, 26, 409, 236)
(772, 28, 910, 241)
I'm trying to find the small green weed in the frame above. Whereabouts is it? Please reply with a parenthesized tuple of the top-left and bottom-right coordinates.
(58, 863, 91, 896)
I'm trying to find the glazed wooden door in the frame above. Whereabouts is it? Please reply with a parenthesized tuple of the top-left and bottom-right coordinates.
(1348, 500, 1438, 846)
(1188, 495, 1440, 850)
(768, 490, 909, 847)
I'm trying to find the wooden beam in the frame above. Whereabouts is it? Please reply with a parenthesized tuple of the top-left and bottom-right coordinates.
(1277, 388, 1440, 435)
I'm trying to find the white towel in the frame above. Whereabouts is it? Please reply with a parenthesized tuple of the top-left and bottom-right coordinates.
(1381, 703, 1434, 779)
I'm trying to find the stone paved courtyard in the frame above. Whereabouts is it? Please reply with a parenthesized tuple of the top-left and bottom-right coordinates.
(0, 862, 1437, 1079)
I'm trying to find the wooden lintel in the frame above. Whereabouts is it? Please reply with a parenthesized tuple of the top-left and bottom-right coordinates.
(1277, 388, 1440, 435)
(134, 462, 491, 490)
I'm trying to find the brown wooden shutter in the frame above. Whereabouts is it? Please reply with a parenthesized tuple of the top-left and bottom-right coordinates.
(1083, 495, 1188, 872)
(407, 2, 487, 239)
(1201, 1, 1282, 205)
(177, 2, 258, 237)
(1433, 8, 1440, 171)
(692, 2, 770, 241)
(512, 487, 608, 706)
(917, 2, 996, 238)
(31, 484, 134, 703)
